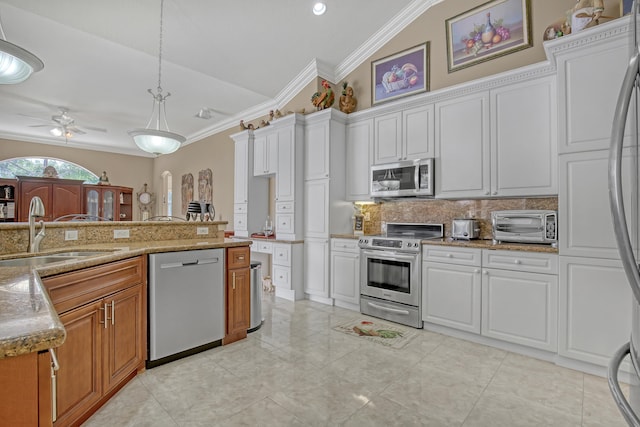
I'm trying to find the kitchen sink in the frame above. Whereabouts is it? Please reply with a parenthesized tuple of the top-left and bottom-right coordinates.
(0, 250, 112, 267)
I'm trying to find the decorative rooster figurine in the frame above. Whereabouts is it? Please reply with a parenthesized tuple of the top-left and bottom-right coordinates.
(311, 80, 335, 110)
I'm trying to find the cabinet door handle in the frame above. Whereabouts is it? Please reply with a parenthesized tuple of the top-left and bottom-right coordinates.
(238, 255, 245, 260)
(100, 303, 109, 329)
(49, 349, 59, 422)
(232, 272, 236, 290)
(111, 300, 115, 325)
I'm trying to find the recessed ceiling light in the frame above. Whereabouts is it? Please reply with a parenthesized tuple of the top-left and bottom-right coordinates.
(313, 2, 326, 15)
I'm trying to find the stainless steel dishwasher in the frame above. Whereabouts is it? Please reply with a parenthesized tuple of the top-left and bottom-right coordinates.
(148, 249, 225, 367)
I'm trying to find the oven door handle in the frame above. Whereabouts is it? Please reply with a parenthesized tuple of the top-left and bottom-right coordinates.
(367, 301, 411, 316)
(361, 249, 418, 261)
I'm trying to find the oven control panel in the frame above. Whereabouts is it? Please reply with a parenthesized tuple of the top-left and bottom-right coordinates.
(358, 237, 422, 253)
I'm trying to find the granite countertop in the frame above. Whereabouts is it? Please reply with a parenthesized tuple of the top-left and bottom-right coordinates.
(0, 238, 251, 359)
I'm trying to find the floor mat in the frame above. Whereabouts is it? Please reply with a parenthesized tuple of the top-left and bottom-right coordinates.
(332, 318, 418, 349)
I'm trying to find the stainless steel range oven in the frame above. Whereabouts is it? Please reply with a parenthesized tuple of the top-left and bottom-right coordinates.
(359, 223, 443, 328)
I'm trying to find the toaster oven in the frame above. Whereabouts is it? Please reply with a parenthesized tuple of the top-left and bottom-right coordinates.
(492, 210, 557, 246)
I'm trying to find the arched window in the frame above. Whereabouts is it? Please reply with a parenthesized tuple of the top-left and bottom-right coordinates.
(0, 157, 98, 182)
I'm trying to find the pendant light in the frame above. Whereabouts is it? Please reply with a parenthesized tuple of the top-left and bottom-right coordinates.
(0, 10, 44, 84)
(128, 0, 185, 155)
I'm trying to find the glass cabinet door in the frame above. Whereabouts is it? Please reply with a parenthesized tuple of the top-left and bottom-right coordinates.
(103, 190, 115, 221)
(86, 189, 99, 218)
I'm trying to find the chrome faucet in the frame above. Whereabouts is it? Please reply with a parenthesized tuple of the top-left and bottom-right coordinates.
(28, 196, 46, 253)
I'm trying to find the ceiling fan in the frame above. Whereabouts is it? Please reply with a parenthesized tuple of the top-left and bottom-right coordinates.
(26, 108, 107, 139)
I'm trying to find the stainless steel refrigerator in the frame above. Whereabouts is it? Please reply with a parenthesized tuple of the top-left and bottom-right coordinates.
(609, 2, 640, 425)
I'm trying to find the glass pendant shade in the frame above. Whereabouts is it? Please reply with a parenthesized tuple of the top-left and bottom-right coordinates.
(129, 128, 184, 155)
(0, 38, 44, 84)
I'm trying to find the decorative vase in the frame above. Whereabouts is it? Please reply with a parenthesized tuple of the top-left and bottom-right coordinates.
(482, 12, 496, 45)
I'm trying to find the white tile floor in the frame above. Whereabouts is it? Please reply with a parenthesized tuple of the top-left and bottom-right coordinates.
(85, 294, 629, 426)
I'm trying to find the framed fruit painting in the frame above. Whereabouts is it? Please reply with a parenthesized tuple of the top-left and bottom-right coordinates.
(445, 0, 532, 73)
(371, 42, 429, 105)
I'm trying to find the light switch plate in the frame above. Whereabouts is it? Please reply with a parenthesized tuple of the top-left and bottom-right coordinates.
(113, 229, 130, 239)
(196, 227, 209, 235)
(64, 230, 78, 241)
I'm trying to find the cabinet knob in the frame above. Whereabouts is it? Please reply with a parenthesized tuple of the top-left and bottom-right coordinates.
(483, 270, 488, 275)
(485, 192, 490, 196)
(474, 269, 480, 274)
(447, 253, 453, 258)
(514, 259, 521, 264)
(492, 191, 498, 195)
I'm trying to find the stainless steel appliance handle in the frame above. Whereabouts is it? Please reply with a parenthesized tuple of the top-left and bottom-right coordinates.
(361, 249, 418, 261)
(608, 341, 640, 427)
(609, 50, 640, 305)
(367, 301, 410, 315)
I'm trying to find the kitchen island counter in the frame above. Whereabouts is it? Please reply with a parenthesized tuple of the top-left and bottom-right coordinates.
(0, 238, 251, 359)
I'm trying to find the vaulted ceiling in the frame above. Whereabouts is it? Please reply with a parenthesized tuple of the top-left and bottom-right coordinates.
(0, 0, 442, 157)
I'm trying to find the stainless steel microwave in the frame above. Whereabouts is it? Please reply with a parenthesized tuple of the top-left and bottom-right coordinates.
(492, 210, 557, 246)
(370, 158, 434, 198)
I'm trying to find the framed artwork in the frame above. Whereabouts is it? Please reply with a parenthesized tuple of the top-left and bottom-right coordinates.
(445, 0, 532, 73)
(371, 42, 429, 105)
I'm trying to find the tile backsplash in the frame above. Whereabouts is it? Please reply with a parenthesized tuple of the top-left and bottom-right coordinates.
(360, 197, 557, 239)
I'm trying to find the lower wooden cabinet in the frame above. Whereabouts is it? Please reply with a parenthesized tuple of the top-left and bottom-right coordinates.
(42, 256, 146, 427)
(224, 246, 251, 345)
(0, 350, 53, 426)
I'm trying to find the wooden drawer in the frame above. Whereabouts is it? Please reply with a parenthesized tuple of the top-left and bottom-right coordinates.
(423, 245, 482, 267)
(331, 238, 359, 253)
(483, 250, 558, 275)
(272, 244, 291, 267)
(42, 256, 145, 314)
(227, 246, 250, 269)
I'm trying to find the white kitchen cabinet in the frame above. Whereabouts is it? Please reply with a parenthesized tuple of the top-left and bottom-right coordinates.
(253, 133, 278, 176)
(481, 250, 558, 352)
(302, 110, 352, 302)
(422, 245, 482, 333)
(330, 238, 360, 309)
(345, 118, 373, 201)
(231, 131, 268, 238)
(423, 260, 482, 334)
(559, 149, 635, 259)
(271, 242, 304, 301)
(373, 104, 434, 165)
(490, 77, 557, 197)
(304, 238, 330, 298)
(436, 91, 490, 198)
(436, 78, 557, 199)
(558, 256, 632, 369)
(555, 30, 632, 154)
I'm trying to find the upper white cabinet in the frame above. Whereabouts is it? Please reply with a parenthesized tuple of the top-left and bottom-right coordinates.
(491, 77, 557, 197)
(436, 91, 491, 198)
(555, 31, 632, 153)
(253, 133, 278, 176)
(345, 118, 373, 201)
(436, 77, 557, 198)
(373, 104, 434, 165)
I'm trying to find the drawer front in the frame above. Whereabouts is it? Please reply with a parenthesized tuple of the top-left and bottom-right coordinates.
(234, 203, 247, 214)
(42, 256, 145, 314)
(276, 201, 294, 213)
(254, 241, 273, 254)
(483, 250, 558, 274)
(234, 213, 247, 231)
(227, 246, 250, 269)
(272, 265, 291, 288)
(272, 244, 291, 266)
(276, 213, 294, 234)
(331, 238, 359, 252)
(423, 245, 482, 267)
